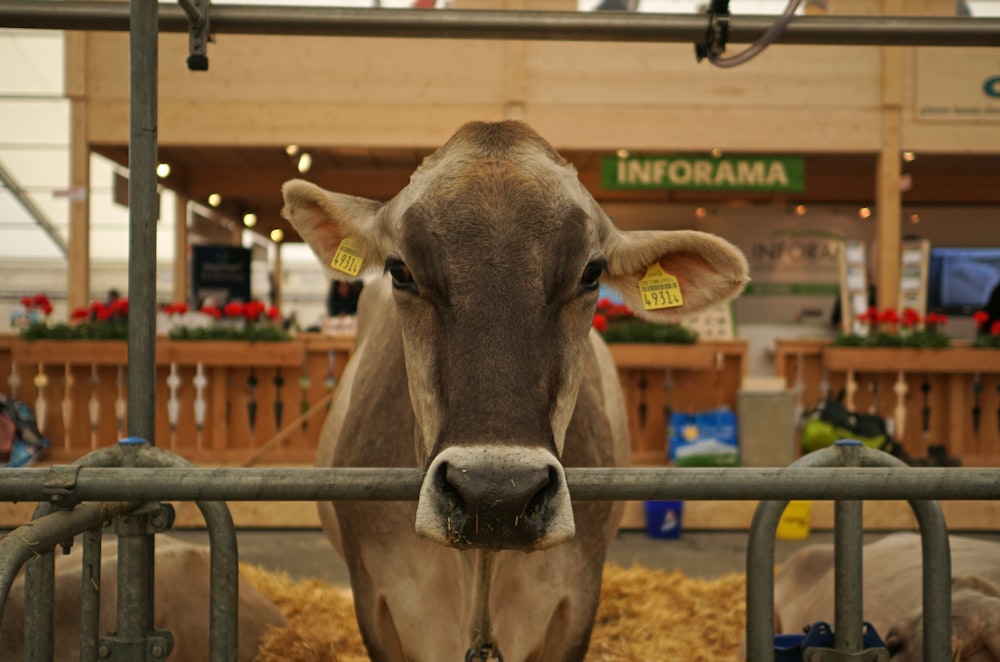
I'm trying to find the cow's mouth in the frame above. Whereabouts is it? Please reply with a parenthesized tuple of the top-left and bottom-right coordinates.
(414, 446, 576, 551)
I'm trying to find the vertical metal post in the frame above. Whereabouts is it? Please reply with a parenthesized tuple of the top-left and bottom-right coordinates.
(80, 528, 103, 662)
(833, 441, 864, 653)
(137, 444, 240, 662)
(747, 444, 952, 661)
(128, 0, 159, 443)
(118, 0, 161, 657)
(23, 550, 55, 661)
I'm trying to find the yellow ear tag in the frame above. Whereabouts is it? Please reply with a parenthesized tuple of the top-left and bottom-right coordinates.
(330, 238, 363, 276)
(638, 263, 684, 311)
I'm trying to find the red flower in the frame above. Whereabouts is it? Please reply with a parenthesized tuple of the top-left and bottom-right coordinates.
(877, 308, 900, 325)
(109, 299, 128, 317)
(266, 305, 281, 321)
(901, 308, 921, 328)
(973, 310, 990, 328)
(20, 296, 33, 308)
(89, 301, 104, 313)
(164, 303, 188, 315)
(96, 307, 113, 322)
(612, 304, 632, 319)
(201, 306, 222, 319)
(39, 301, 53, 316)
(597, 298, 614, 312)
(33, 294, 50, 307)
(70, 307, 89, 321)
(244, 301, 266, 321)
(224, 302, 245, 318)
(592, 313, 608, 333)
(991, 320, 1000, 337)
(925, 312, 948, 327)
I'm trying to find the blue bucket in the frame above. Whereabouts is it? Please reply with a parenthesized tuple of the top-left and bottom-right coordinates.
(643, 500, 684, 539)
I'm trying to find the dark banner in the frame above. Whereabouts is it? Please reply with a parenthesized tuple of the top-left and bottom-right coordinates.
(191, 244, 252, 307)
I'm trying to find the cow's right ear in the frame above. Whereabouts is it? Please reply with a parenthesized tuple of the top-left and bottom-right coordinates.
(281, 179, 387, 276)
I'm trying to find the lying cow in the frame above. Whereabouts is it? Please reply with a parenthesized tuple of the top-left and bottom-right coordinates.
(0, 535, 286, 661)
(772, 532, 1000, 661)
(282, 120, 748, 661)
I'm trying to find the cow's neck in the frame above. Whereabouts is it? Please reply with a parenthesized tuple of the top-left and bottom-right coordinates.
(467, 550, 502, 660)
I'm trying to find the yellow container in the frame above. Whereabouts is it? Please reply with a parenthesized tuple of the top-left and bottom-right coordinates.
(776, 501, 813, 540)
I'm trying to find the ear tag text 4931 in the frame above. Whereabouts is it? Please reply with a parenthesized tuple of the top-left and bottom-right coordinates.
(331, 238, 363, 276)
(639, 263, 684, 311)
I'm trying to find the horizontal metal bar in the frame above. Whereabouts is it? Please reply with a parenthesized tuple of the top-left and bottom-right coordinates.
(1, 466, 1000, 503)
(1, 3, 998, 47)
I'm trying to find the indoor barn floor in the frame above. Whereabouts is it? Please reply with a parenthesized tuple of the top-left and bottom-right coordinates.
(166, 529, 1000, 661)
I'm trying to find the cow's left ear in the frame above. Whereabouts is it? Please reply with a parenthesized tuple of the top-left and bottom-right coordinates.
(603, 228, 749, 323)
(281, 179, 388, 277)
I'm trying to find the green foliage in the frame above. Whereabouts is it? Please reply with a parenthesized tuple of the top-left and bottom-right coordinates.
(169, 325, 289, 342)
(973, 333, 1000, 349)
(20, 319, 129, 341)
(600, 319, 699, 345)
(832, 329, 950, 349)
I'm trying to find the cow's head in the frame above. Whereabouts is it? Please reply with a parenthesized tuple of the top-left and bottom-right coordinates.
(283, 121, 747, 552)
(885, 576, 1000, 661)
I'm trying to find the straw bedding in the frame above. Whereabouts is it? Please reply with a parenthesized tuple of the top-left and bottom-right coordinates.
(243, 563, 746, 662)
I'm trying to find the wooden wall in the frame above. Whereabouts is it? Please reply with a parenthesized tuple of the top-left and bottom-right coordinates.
(70, 22, 1000, 155)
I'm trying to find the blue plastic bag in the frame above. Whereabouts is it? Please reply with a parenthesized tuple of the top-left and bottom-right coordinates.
(668, 406, 739, 467)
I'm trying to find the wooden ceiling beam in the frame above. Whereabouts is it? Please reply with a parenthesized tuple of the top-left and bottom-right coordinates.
(184, 166, 414, 201)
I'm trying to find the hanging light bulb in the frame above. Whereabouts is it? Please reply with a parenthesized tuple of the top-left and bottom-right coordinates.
(243, 213, 257, 228)
(297, 153, 312, 174)
(207, 193, 222, 207)
(270, 228, 284, 243)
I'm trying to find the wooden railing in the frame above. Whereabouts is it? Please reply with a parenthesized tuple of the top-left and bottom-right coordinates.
(609, 340, 748, 466)
(0, 334, 354, 465)
(0, 335, 747, 467)
(775, 339, 1000, 466)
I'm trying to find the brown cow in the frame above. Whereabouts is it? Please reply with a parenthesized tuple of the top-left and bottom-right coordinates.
(282, 120, 748, 662)
(0, 536, 286, 661)
(771, 532, 1000, 661)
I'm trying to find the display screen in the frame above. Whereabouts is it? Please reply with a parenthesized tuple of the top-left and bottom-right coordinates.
(927, 247, 1000, 315)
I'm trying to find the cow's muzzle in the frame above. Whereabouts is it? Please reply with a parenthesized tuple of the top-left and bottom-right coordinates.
(414, 446, 575, 551)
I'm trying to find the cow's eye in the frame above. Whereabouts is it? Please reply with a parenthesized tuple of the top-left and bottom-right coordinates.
(580, 260, 606, 292)
(385, 259, 416, 291)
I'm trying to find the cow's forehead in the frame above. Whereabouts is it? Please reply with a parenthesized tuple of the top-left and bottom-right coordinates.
(391, 122, 595, 244)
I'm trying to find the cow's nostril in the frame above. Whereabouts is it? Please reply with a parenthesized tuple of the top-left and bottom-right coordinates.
(523, 465, 560, 523)
(442, 462, 553, 527)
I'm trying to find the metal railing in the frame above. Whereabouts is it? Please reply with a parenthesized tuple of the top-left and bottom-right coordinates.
(2, 440, 998, 661)
(2, 3, 999, 47)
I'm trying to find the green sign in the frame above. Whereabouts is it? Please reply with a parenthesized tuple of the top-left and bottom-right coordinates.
(601, 155, 805, 192)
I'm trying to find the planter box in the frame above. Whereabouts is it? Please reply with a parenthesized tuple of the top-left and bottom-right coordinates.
(14, 339, 128, 365)
(823, 346, 1000, 373)
(607, 340, 747, 370)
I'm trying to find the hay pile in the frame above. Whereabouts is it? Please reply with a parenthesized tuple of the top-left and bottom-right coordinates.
(242, 563, 746, 662)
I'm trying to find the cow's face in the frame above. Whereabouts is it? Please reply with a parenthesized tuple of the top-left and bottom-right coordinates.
(283, 121, 748, 552)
